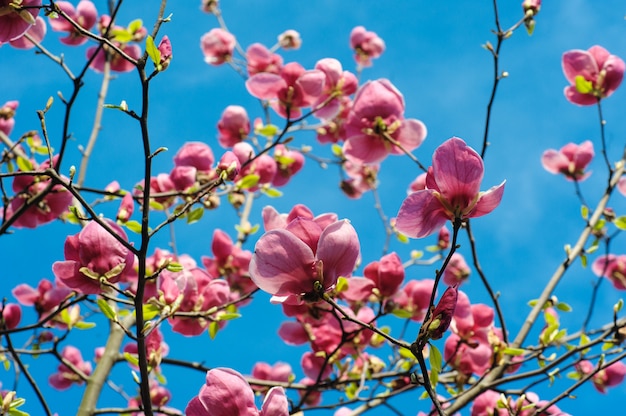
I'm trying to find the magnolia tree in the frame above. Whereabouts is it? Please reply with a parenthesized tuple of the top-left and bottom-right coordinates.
(1, 0, 626, 415)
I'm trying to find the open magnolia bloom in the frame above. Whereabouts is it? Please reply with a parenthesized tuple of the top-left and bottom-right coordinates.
(396, 137, 505, 238)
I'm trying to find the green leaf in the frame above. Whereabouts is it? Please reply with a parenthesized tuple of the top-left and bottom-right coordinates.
(142, 304, 160, 320)
(602, 341, 614, 351)
(335, 276, 349, 293)
(614, 299, 623, 313)
(398, 347, 415, 360)
(110, 28, 133, 43)
(331, 144, 343, 157)
(186, 207, 204, 224)
(166, 262, 184, 272)
(208, 321, 219, 339)
(261, 187, 283, 198)
(74, 321, 96, 330)
(9, 409, 30, 416)
(97, 299, 117, 321)
(16, 156, 33, 172)
(124, 351, 140, 367)
(217, 313, 241, 321)
(579, 333, 590, 355)
(128, 19, 143, 33)
(391, 308, 413, 319)
(236, 174, 260, 190)
(256, 124, 279, 138)
(502, 347, 526, 356)
(429, 344, 443, 373)
(614, 216, 626, 230)
(574, 75, 593, 94)
(396, 233, 409, 244)
(149, 200, 165, 211)
(581, 205, 589, 220)
(146, 35, 161, 67)
(556, 302, 572, 312)
(125, 220, 143, 234)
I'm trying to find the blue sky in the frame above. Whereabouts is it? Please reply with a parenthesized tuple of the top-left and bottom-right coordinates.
(3, 0, 626, 414)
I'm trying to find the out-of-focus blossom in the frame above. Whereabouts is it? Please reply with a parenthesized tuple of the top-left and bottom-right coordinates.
(0, 0, 41, 43)
(200, 28, 236, 65)
(437, 226, 450, 250)
(9, 16, 45, 49)
(200, 0, 218, 14)
(250, 206, 359, 302)
(576, 360, 626, 393)
(251, 361, 292, 392)
(52, 219, 136, 294)
(7, 157, 73, 228)
(392, 279, 434, 321)
(316, 96, 352, 144)
(246, 62, 325, 119)
(272, 144, 304, 187)
(12, 278, 72, 321)
(541, 140, 594, 181)
(48, 0, 97, 45)
(396, 137, 505, 239)
(408, 172, 427, 194)
(562, 45, 625, 105)
(246, 43, 283, 75)
(116, 193, 134, 223)
(49, 346, 92, 390)
(349, 26, 385, 67)
(343, 79, 426, 164)
(217, 105, 250, 148)
(157, 35, 172, 70)
(278, 29, 301, 50)
(185, 368, 289, 416)
(592, 254, 626, 290)
(174, 141, 214, 173)
(340, 160, 378, 199)
(522, 0, 541, 15)
(312, 58, 358, 119)
(0, 100, 18, 136)
(443, 253, 470, 286)
(1, 303, 21, 329)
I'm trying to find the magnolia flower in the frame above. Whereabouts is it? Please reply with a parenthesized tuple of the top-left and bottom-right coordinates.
(0, 0, 41, 43)
(174, 141, 214, 173)
(576, 360, 626, 393)
(186, 368, 289, 416)
(48, 346, 92, 390)
(52, 219, 135, 294)
(349, 26, 385, 67)
(423, 285, 458, 340)
(9, 16, 46, 49)
(363, 252, 404, 298)
(277, 29, 301, 50)
(217, 105, 250, 148)
(396, 137, 505, 238)
(249, 209, 359, 302)
(200, 28, 236, 65)
(443, 253, 471, 286)
(246, 43, 283, 75)
(343, 79, 426, 164)
(541, 140, 594, 181)
(1, 303, 21, 330)
(592, 255, 626, 290)
(562, 45, 625, 105)
(0, 100, 18, 136)
(48, 0, 97, 45)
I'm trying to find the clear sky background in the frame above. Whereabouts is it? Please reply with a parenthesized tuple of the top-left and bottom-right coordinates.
(3, 0, 626, 415)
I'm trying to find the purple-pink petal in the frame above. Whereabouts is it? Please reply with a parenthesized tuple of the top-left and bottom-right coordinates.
(390, 118, 427, 155)
(467, 181, 506, 218)
(315, 220, 360, 288)
(562, 50, 598, 85)
(396, 190, 449, 239)
(260, 386, 289, 416)
(195, 368, 259, 416)
(343, 134, 391, 164)
(245, 73, 286, 100)
(432, 137, 484, 202)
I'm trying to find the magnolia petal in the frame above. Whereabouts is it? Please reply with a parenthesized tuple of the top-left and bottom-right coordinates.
(198, 368, 259, 416)
(285, 218, 323, 253)
(564, 86, 598, 106)
(250, 229, 316, 296)
(602, 54, 626, 96)
(245, 73, 286, 100)
(343, 134, 390, 164)
(562, 50, 598, 85)
(316, 220, 360, 289)
(468, 180, 505, 218)
(432, 137, 484, 201)
(390, 118, 427, 155)
(396, 190, 449, 239)
(541, 149, 569, 174)
(260, 387, 289, 416)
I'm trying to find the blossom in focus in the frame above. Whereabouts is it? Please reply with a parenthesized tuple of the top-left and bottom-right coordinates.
(363, 252, 404, 298)
(541, 140, 594, 181)
(562, 45, 625, 105)
(396, 137, 505, 238)
(200, 28, 236, 65)
(246, 62, 325, 119)
(185, 368, 289, 416)
(48, 0, 97, 45)
(424, 285, 458, 340)
(343, 79, 426, 164)
(48, 346, 92, 390)
(592, 254, 626, 290)
(9, 15, 46, 49)
(278, 29, 301, 50)
(349, 26, 385, 67)
(0, 0, 41, 43)
(52, 219, 136, 294)
(217, 105, 250, 148)
(249, 209, 360, 302)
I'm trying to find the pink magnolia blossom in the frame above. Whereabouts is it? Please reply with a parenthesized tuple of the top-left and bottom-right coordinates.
(392, 278, 434, 321)
(48, 0, 97, 45)
(52, 219, 135, 294)
(1, 303, 21, 329)
(251, 362, 292, 391)
(216, 150, 240, 180)
(349, 26, 385, 67)
(9, 15, 45, 49)
(174, 141, 214, 173)
(576, 360, 626, 393)
(246, 43, 283, 75)
(408, 172, 427, 194)
(592, 254, 626, 290)
(343, 79, 427, 164)
(7, 158, 73, 229)
(278, 29, 301, 50)
(301, 351, 332, 380)
(272, 144, 304, 187)
(316, 95, 352, 144)
(217, 105, 250, 148)
(437, 225, 450, 250)
(128, 382, 172, 415)
(116, 193, 134, 223)
(562, 45, 625, 105)
(123, 327, 169, 370)
(312, 58, 358, 119)
(12, 278, 72, 321)
(250, 210, 359, 302)
(200, 28, 236, 65)
(0, 100, 18, 136)
(185, 368, 289, 416)
(86, 41, 141, 73)
(443, 253, 471, 286)
(396, 137, 505, 238)
(261, 204, 338, 232)
(0, 0, 41, 43)
(541, 140, 594, 181)
(246, 62, 325, 119)
(48, 346, 92, 390)
(522, 0, 541, 15)
(157, 35, 172, 70)
(340, 160, 378, 199)
(363, 252, 404, 298)
(424, 285, 458, 340)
